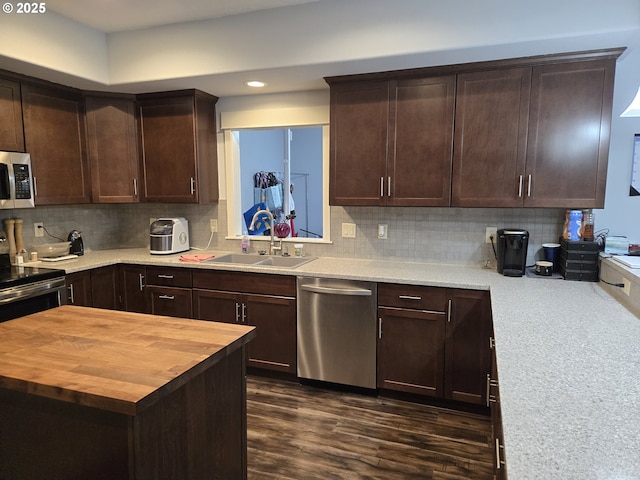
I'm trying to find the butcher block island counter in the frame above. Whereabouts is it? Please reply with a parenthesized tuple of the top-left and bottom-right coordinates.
(0, 305, 256, 480)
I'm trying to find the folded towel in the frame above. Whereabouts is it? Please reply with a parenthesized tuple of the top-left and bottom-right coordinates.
(179, 253, 214, 262)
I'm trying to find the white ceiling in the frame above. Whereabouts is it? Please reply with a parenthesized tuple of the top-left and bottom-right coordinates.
(44, 0, 324, 33)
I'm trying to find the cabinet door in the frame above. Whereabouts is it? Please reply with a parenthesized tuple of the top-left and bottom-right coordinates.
(0, 79, 25, 152)
(452, 68, 531, 207)
(444, 289, 492, 405)
(329, 81, 389, 205)
(139, 92, 218, 204)
(525, 59, 615, 208)
(85, 95, 140, 203)
(388, 76, 455, 206)
(377, 306, 446, 397)
(119, 264, 148, 313)
(192, 289, 243, 324)
(22, 84, 91, 205)
(147, 286, 192, 318)
(245, 293, 296, 374)
(66, 271, 92, 306)
(90, 266, 118, 310)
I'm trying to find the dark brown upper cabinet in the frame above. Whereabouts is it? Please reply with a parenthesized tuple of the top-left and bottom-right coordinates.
(85, 94, 140, 203)
(22, 83, 91, 205)
(452, 67, 531, 207)
(0, 78, 25, 152)
(524, 60, 615, 208)
(328, 76, 455, 206)
(327, 48, 622, 209)
(138, 90, 218, 204)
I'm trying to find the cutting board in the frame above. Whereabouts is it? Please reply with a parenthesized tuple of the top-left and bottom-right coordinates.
(612, 255, 640, 269)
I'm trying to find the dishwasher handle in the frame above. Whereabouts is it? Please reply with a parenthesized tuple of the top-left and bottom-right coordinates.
(300, 284, 373, 296)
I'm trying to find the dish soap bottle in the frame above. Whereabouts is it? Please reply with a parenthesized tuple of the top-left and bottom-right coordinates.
(241, 232, 250, 254)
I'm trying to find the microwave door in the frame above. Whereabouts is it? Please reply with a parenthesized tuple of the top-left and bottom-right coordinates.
(0, 163, 11, 208)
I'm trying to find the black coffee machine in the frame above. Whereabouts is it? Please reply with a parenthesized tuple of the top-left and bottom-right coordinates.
(496, 229, 529, 277)
(68, 230, 84, 256)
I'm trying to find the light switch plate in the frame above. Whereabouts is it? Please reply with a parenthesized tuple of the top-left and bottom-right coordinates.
(342, 223, 356, 238)
(378, 224, 388, 239)
(209, 219, 218, 233)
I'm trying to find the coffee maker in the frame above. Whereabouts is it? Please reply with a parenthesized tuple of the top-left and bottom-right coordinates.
(496, 229, 529, 277)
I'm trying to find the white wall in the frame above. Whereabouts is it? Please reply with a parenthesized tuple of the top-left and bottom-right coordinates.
(596, 32, 640, 244)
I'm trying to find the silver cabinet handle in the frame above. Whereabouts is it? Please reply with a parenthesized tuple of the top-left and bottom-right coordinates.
(68, 284, 74, 304)
(380, 177, 384, 197)
(301, 284, 372, 296)
(190, 177, 196, 195)
(139, 274, 145, 291)
(241, 303, 247, 323)
(486, 374, 491, 407)
(447, 299, 452, 323)
(133, 178, 138, 196)
(158, 295, 174, 300)
(518, 175, 523, 198)
(157, 274, 174, 279)
(527, 174, 532, 197)
(387, 176, 391, 197)
(235, 302, 240, 322)
(378, 318, 382, 339)
(399, 295, 421, 300)
(495, 438, 506, 469)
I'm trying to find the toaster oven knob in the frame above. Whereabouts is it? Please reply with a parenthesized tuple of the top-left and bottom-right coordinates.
(179, 232, 187, 244)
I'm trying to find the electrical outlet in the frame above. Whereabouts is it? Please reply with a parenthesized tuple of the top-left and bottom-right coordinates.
(209, 219, 218, 233)
(377, 224, 388, 239)
(341, 223, 356, 238)
(485, 226, 497, 244)
(622, 278, 631, 296)
(34, 222, 43, 237)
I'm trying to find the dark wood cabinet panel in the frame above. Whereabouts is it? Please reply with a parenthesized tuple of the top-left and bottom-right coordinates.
(65, 270, 92, 306)
(445, 289, 492, 405)
(119, 264, 148, 313)
(452, 68, 531, 207)
(388, 76, 455, 206)
(147, 285, 193, 318)
(85, 95, 140, 203)
(525, 59, 615, 208)
(90, 265, 118, 310)
(193, 270, 296, 375)
(21, 84, 91, 205)
(138, 90, 218, 204)
(245, 293, 296, 374)
(377, 306, 446, 396)
(0, 78, 25, 152)
(329, 81, 389, 205)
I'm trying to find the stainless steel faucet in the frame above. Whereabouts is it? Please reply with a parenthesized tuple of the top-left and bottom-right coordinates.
(249, 209, 282, 256)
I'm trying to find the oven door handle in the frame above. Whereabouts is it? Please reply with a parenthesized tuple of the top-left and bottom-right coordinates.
(300, 284, 372, 296)
(0, 277, 66, 305)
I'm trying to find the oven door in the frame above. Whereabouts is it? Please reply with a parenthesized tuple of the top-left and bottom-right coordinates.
(0, 277, 66, 322)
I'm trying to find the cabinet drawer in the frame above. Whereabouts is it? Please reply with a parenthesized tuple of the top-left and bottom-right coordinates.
(147, 286, 193, 318)
(378, 283, 447, 311)
(146, 266, 192, 287)
(193, 270, 295, 297)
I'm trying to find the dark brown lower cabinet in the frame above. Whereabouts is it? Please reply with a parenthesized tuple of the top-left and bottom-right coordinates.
(193, 271, 297, 375)
(66, 266, 118, 309)
(119, 264, 148, 313)
(65, 270, 93, 306)
(147, 285, 193, 318)
(378, 284, 492, 406)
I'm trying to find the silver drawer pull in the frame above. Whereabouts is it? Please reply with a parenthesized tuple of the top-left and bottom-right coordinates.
(158, 294, 175, 300)
(398, 295, 421, 300)
(157, 274, 174, 279)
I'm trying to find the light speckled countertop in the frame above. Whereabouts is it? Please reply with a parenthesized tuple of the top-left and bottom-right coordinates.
(49, 248, 640, 480)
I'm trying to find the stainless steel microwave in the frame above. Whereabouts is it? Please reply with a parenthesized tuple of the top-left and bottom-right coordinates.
(0, 152, 35, 209)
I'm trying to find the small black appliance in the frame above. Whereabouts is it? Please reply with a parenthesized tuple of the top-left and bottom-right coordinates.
(68, 230, 84, 256)
(496, 229, 529, 277)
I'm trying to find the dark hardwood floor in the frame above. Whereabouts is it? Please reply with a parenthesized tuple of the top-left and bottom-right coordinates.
(246, 376, 494, 479)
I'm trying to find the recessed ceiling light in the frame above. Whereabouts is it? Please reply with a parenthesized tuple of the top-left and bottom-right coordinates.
(246, 81, 267, 88)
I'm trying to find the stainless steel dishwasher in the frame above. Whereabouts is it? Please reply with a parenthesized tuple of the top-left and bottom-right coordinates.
(297, 277, 377, 389)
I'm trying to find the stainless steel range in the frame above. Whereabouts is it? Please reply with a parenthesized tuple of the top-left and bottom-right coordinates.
(0, 253, 66, 322)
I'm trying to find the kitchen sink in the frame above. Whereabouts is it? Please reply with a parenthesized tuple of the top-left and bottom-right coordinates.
(207, 254, 315, 269)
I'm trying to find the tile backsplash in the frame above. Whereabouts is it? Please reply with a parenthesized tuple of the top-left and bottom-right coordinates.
(2, 201, 565, 267)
